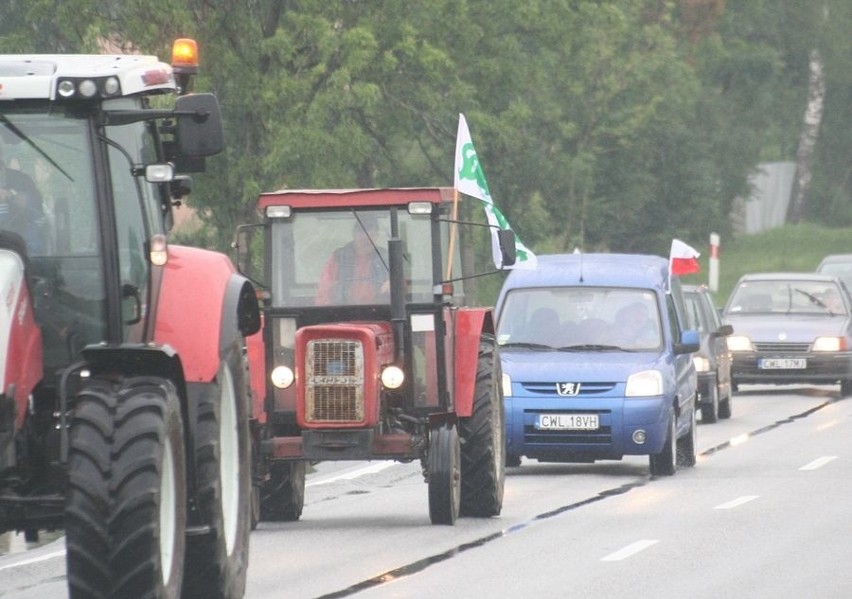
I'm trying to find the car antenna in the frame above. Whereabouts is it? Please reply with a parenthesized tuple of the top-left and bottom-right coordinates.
(574, 247, 583, 282)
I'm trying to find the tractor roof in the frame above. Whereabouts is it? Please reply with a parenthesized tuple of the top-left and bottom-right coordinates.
(257, 187, 457, 211)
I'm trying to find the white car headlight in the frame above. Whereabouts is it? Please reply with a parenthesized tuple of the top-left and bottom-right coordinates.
(692, 355, 711, 373)
(812, 336, 846, 352)
(625, 369, 663, 397)
(726, 335, 754, 352)
(502, 372, 512, 397)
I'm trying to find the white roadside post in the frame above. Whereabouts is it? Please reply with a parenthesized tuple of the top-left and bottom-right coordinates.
(709, 232, 720, 292)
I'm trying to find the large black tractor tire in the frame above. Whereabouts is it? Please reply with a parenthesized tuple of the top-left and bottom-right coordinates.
(182, 347, 252, 599)
(66, 377, 187, 599)
(259, 460, 307, 522)
(649, 411, 677, 477)
(459, 335, 505, 517)
(428, 422, 461, 525)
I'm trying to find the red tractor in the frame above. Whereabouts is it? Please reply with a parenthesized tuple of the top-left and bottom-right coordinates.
(0, 41, 259, 597)
(237, 187, 513, 525)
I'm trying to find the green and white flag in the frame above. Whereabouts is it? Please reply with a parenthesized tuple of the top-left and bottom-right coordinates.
(454, 114, 537, 269)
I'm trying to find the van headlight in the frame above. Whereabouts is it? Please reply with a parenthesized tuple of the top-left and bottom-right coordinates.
(625, 370, 663, 397)
(502, 373, 512, 397)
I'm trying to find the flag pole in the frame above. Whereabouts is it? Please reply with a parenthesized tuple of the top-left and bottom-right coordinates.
(445, 188, 460, 280)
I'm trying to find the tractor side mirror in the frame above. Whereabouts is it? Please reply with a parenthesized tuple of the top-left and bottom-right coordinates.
(175, 93, 224, 157)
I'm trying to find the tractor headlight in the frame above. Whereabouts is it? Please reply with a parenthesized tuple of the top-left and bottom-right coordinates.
(380, 365, 405, 389)
(271, 365, 294, 389)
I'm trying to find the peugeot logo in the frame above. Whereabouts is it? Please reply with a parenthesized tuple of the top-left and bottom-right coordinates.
(556, 383, 581, 396)
(778, 332, 787, 341)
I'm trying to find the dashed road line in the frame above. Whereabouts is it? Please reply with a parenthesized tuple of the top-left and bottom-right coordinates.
(601, 540, 659, 562)
(714, 495, 759, 510)
(799, 456, 837, 471)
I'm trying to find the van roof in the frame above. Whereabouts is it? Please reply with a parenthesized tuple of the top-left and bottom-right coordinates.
(503, 253, 670, 290)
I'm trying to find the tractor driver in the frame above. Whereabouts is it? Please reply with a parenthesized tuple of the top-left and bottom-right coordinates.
(0, 141, 46, 254)
(316, 214, 390, 305)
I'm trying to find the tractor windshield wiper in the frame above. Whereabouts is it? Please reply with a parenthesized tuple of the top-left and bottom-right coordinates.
(0, 114, 74, 181)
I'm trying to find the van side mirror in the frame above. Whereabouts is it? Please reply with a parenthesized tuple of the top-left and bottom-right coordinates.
(714, 324, 734, 337)
(676, 329, 700, 354)
(497, 229, 517, 267)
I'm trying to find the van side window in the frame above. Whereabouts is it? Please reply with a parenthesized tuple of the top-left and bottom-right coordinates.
(666, 295, 681, 342)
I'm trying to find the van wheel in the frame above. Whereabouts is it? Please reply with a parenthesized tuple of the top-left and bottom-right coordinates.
(649, 413, 677, 476)
(718, 388, 733, 419)
(700, 378, 719, 423)
(676, 407, 697, 468)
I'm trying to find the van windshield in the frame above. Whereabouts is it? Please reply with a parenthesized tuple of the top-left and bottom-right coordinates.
(496, 287, 663, 351)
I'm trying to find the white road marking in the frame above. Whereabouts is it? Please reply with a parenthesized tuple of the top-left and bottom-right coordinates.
(307, 461, 397, 486)
(601, 540, 659, 562)
(714, 495, 759, 510)
(799, 456, 838, 471)
(0, 549, 65, 572)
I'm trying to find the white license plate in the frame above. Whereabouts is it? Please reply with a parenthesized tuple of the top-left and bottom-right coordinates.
(759, 358, 807, 369)
(536, 414, 599, 430)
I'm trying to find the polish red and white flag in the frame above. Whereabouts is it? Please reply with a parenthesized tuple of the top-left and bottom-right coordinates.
(669, 239, 701, 276)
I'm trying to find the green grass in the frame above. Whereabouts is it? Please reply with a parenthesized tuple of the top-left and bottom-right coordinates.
(680, 223, 852, 306)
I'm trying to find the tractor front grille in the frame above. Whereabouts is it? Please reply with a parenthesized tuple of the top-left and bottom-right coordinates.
(305, 339, 365, 422)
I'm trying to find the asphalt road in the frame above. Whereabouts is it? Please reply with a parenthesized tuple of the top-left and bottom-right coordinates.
(2, 385, 850, 599)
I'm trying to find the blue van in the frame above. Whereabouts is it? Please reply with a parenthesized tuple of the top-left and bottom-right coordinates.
(495, 253, 700, 476)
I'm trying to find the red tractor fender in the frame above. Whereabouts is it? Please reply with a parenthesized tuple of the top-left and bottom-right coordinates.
(154, 245, 260, 383)
(0, 250, 43, 431)
(245, 315, 266, 422)
(451, 307, 496, 418)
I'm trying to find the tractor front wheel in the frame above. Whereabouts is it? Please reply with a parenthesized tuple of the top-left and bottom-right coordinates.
(66, 377, 187, 599)
(259, 460, 307, 522)
(428, 422, 461, 525)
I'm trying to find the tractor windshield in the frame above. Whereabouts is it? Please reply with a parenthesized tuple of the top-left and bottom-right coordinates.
(270, 208, 439, 308)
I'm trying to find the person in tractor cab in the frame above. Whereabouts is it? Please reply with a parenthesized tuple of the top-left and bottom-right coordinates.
(0, 141, 46, 254)
(316, 213, 390, 305)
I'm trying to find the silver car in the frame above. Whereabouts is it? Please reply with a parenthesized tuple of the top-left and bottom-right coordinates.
(722, 273, 852, 395)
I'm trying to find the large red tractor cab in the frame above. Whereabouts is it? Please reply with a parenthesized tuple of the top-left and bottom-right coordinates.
(1, 40, 258, 598)
(237, 187, 515, 525)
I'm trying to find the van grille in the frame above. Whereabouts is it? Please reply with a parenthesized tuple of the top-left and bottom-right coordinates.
(305, 339, 364, 422)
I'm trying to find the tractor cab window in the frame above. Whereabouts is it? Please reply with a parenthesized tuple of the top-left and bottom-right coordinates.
(0, 104, 106, 371)
(270, 208, 437, 308)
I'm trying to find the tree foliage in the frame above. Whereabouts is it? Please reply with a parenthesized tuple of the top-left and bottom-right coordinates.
(1, 0, 848, 257)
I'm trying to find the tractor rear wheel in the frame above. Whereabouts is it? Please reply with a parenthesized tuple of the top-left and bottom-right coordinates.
(66, 377, 186, 599)
(459, 335, 505, 517)
(428, 422, 461, 525)
(259, 460, 307, 522)
(182, 347, 251, 598)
